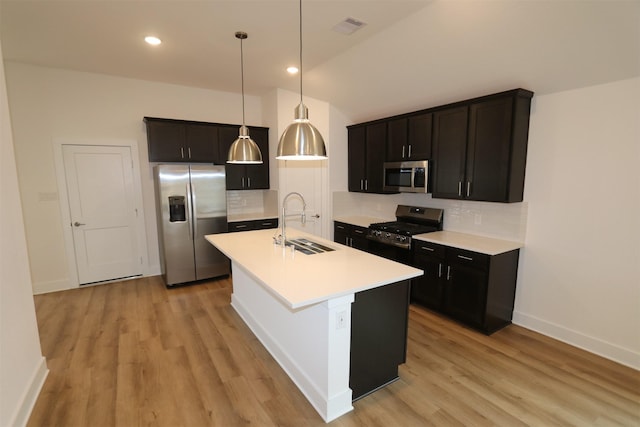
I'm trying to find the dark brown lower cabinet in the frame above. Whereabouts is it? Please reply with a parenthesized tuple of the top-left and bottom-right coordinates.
(350, 280, 410, 401)
(412, 241, 519, 334)
(334, 221, 369, 252)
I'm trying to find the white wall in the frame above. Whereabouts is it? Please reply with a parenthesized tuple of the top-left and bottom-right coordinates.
(4, 62, 263, 293)
(0, 46, 47, 426)
(514, 77, 640, 369)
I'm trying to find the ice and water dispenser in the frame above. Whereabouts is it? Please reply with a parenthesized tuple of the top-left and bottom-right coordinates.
(168, 196, 186, 222)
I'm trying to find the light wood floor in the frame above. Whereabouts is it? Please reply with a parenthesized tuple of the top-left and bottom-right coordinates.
(28, 275, 639, 426)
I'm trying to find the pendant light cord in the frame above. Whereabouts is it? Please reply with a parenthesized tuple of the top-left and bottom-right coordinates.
(240, 36, 246, 126)
(299, 0, 303, 104)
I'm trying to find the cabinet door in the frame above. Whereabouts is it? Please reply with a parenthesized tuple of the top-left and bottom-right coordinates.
(466, 97, 513, 202)
(146, 120, 186, 162)
(386, 118, 408, 161)
(443, 262, 487, 328)
(348, 126, 366, 192)
(411, 253, 444, 309)
(218, 126, 246, 190)
(432, 106, 468, 199)
(365, 122, 387, 193)
(245, 127, 270, 189)
(407, 113, 432, 160)
(186, 123, 219, 163)
(350, 226, 369, 251)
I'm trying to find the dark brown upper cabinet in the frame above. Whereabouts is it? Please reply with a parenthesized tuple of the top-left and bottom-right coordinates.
(386, 113, 432, 162)
(431, 89, 533, 202)
(145, 117, 219, 163)
(348, 122, 388, 193)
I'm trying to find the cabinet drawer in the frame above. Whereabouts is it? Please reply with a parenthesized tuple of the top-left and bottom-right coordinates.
(255, 219, 278, 229)
(446, 247, 489, 271)
(229, 218, 278, 232)
(413, 241, 445, 258)
(334, 221, 367, 234)
(228, 222, 253, 232)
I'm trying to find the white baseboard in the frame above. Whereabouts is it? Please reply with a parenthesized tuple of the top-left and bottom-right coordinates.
(513, 311, 640, 370)
(9, 356, 48, 427)
(32, 278, 73, 295)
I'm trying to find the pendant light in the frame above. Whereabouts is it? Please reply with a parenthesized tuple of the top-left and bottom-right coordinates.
(276, 0, 327, 160)
(228, 31, 263, 164)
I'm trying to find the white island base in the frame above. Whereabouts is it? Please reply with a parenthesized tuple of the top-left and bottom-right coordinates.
(231, 264, 354, 422)
(206, 229, 423, 423)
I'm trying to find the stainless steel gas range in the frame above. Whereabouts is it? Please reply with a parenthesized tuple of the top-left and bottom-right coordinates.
(366, 205, 444, 264)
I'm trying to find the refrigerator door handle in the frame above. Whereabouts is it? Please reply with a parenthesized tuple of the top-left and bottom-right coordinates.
(186, 183, 194, 240)
(191, 181, 198, 239)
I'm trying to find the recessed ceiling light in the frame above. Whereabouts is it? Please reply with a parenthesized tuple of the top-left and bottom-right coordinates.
(286, 66, 299, 74)
(145, 36, 162, 46)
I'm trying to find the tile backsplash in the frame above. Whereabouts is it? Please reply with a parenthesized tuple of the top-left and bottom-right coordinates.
(333, 191, 527, 242)
(227, 189, 278, 221)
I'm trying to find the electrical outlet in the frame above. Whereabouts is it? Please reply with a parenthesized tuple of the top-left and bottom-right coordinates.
(336, 311, 347, 329)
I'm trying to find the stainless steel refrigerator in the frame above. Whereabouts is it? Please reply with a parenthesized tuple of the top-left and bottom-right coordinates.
(154, 164, 230, 286)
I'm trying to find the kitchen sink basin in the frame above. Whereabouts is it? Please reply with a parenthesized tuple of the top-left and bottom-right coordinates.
(286, 238, 335, 255)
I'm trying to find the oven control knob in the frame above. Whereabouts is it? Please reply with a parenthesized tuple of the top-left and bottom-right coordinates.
(385, 233, 391, 238)
(398, 235, 407, 242)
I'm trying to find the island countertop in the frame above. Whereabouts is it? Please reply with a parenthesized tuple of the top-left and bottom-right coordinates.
(206, 229, 422, 309)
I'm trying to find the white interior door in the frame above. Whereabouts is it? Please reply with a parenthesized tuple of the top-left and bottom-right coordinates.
(63, 145, 141, 284)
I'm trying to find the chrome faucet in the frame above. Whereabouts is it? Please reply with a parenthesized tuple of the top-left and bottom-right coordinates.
(275, 192, 306, 248)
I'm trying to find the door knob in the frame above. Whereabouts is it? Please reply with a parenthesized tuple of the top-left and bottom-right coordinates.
(312, 214, 320, 218)
(73, 221, 85, 227)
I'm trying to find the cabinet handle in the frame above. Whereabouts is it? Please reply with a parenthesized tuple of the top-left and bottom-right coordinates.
(457, 255, 473, 261)
(180, 147, 185, 159)
(458, 181, 462, 196)
(446, 265, 451, 280)
(408, 144, 412, 158)
(354, 229, 364, 234)
(235, 224, 248, 229)
(438, 263, 442, 278)
(420, 246, 434, 252)
(360, 179, 364, 191)
(261, 222, 272, 226)
(466, 181, 471, 197)
(188, 147, 192, 159)
(337, 225, 345, 230)
(247, 177, 251, 188)
(242, 177, 245, 188)
(402, 146, 405, 158)
(365, 180, 368, 191)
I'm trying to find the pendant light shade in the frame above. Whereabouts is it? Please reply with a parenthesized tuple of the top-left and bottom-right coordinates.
(276, 0, 327, 161)
(228, 31, 263, 164)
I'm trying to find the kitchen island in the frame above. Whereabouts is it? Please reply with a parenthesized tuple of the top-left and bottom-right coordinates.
(206, 229, 422, 422)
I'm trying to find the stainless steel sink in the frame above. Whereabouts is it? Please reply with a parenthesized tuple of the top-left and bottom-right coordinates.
(286, 238, 335, 255)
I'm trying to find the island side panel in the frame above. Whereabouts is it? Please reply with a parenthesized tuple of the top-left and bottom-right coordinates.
(350, 279, 411, 400)
(230, 262, 354, 422)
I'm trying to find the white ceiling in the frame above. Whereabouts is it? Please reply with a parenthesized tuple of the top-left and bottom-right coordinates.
(1, 0, 639, 122)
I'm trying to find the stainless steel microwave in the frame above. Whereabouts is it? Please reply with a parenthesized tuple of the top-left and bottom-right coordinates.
(383, 160, 429, 193)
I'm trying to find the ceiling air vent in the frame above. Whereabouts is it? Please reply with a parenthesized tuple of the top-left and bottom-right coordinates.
(332, 17, 367, 35)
